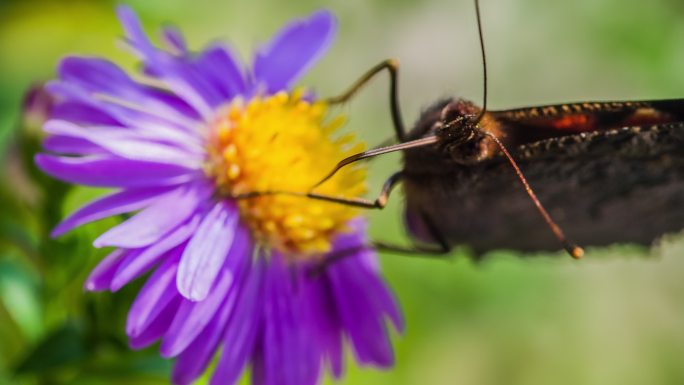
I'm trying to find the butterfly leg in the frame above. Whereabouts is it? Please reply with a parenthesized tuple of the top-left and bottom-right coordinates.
(325, 59, 406, 141)
(234, 172, 452, 263)
(306, 171, 403, 208)
(374, 210, 451, 255)
(309, 174, 454, 258)
(234, 171, 402, 210)
(308, 212, 451, 277)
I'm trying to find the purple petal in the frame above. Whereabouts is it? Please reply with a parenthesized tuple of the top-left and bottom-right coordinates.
(58, 57, 201, 130)
(258, 258, 320, 385)
(161, 26, 188, 54)
(44, 120, 202, 168)
(110, 215, 201, 290)
(161, 257, 243, 357)
(171, 291, 234, 385)
(127, 256, 180, 338)
(43, 135, 105, 156)
(46, 81, 202, 149)
(35, 154, 196, 188)
(93, 184, 207, 248)
(84, 249, 127, 292)
(354, 251, 404, 332)
(58, 56, 137, 98)
(252, 355, 266, 385)
(177, 202, 240, 301)
(254, 10, 336, 93)
(195, 44, 246, 99)
(330, 227, 404, 331)
(210, 259, 265, 385)
(116, 5, 155, 53)
(328, 253, 396, 367)
(129, 296, 182, 349)
(144, 88, 201, 122)
(52, 186, 175, 237)
(50, 101, 120, 126)
(117, 5, 222, 117)
(302, 272, 344, 378)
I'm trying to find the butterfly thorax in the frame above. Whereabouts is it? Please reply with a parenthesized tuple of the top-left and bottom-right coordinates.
(404, 98, 504, 175)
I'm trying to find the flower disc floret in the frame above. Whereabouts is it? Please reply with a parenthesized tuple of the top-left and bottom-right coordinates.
(206, 90, 366, 257)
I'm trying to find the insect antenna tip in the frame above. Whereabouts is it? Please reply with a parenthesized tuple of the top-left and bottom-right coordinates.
(566, 244, 584, 259)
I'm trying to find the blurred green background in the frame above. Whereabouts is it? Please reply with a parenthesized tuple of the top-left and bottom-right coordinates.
(1, 0, 684, 384)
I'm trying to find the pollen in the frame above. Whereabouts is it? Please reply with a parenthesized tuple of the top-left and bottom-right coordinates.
(205, 90, 367, 259)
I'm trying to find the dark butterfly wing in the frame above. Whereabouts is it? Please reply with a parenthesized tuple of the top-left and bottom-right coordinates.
(403, 121, 684, 256)
(489, 99, 684, 146)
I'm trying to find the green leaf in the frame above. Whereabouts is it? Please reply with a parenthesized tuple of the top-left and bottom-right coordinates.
(0, 259, 41, 341)
(15, 322, 87, 375)
(0, 299, 26, 368)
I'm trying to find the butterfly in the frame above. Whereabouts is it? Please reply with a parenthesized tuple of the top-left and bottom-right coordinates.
(303, 0, 684, 260)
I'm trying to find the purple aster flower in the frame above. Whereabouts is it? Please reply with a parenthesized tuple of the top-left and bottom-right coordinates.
(35, 6, 403, 385)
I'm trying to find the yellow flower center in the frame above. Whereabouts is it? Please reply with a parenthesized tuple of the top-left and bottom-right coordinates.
(205, 90, 367, 259)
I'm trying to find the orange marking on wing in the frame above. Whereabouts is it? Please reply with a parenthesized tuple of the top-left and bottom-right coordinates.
(551, 114, 595, 131)
(622, 108, 673, 127)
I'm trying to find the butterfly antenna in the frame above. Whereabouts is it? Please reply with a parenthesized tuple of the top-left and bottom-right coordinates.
(474, 0, 488, 123)
(470, 1, 581, 258)
(482, 132, 584, 259)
